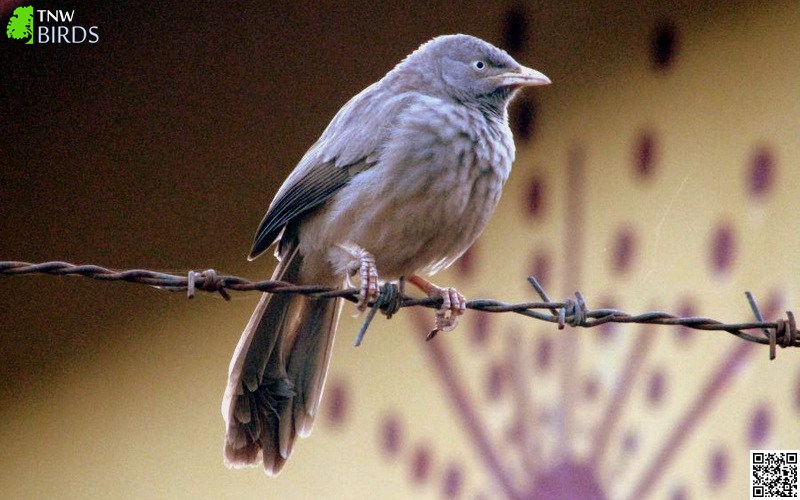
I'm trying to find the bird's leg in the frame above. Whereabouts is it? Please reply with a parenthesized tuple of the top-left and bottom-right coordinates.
(408, 275, 466, 333)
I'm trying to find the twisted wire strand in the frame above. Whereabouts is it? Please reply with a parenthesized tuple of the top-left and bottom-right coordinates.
(1, 260, 797, 358)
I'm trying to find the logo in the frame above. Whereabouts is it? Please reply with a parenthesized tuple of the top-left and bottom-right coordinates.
(5, 4, 99, 45)
(6, 6, 34, 44)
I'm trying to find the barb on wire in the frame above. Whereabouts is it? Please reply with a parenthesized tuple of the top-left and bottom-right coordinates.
(1, 260, 798, 360)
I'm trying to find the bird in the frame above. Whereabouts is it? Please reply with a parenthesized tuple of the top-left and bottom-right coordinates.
(221, 33, 550, 475)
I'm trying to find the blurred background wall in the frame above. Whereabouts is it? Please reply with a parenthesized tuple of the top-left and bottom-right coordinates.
(1, 1, 798, 498)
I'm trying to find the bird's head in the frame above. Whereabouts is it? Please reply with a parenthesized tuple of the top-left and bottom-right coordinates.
(391, 34, 550, 110)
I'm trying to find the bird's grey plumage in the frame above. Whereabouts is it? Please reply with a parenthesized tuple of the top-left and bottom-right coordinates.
(223, 33, 550, 475)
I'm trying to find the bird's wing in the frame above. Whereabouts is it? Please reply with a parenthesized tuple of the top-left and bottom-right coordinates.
(248, 85, 414, 259)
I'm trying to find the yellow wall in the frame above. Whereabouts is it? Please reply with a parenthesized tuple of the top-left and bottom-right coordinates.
(1, 1, 798, 499)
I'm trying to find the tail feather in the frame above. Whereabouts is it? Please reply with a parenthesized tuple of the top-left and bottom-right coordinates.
(278, 293, 343, 460)
(288, 296, 343, 437)
(222, 239, 341, 475)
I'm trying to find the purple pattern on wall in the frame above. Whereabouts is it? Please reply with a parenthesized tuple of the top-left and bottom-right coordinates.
(591, 324, 656, 464)
(647, 369, 666, 406)
(584, 375, 600, 401)
(675, 296, 698, 343)
(486, 361, 507, 401)
(652, 21, 678, 70)
(380, 414, 402, 459)
(671, 486, 688, 500)
(596, 295, 619, 339)
(709, 448, 729, 488)
(612, 226, 637, 273)
(411, 310, 522, 498)
(411, 444, 432, 485)
(535, 335, 553, 372)
(748, 146, 775, 199)
(710, 222, 736, 275)
(526, 176, 545, 218)
(442, 464, 464, 499)
(558, 145, 586, 459)
(748, 405, 771, 447)
(635, 131, 658, 178)
(627, 293, 781, 500)
(324, 377, 348, 428)
(529, 249, 551, 289)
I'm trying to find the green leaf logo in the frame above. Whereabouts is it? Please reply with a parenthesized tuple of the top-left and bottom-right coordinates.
(7, 5, 34, 44)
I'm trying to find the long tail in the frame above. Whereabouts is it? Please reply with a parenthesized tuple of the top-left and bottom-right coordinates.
(221, 240, 342, 475)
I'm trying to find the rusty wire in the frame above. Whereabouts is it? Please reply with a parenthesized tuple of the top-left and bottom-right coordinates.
(1, 260, 797, 359)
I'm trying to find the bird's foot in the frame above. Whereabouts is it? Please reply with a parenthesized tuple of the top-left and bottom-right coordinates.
(353, 249, 379, 311)
(408, 275, 466, 337)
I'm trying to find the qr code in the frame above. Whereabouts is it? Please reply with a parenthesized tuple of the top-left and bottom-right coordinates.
(751, 451, 799, 499)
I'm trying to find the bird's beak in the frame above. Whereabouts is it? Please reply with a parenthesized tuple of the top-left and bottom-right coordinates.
(493, 65, 551, 88)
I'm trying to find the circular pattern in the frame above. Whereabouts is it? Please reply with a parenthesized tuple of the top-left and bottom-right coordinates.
(635, 130, 658, 178)
(651, 21, 678, 70)
(535, 335, 553, 372)
(324, 378, 349, 428)
(502, 4, 529, 54)
(597, 296, 619, 339)
(381, 414, 402, 459)
(709, 448, 729, 488)
(443, 464, 464, 498)
(411, 445, 432, 485)
(486, 361, 507, 401)
(748, 404, 771, 447)
(675, 296, 698, 343)
(710, 222, 736, 275)
(612, 225, 637, 273)
(526, 176, 545, 218)
(647, 369, 666, 406)
(748, 145, 775, 199)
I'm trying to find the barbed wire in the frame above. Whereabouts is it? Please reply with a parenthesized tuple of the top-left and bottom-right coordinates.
(1, 260, 797, 359)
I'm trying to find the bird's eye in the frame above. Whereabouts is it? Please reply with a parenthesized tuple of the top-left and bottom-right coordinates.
(473, 60, 486, 70)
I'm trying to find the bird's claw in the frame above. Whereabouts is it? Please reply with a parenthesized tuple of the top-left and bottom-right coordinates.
(355, 250, 380, 312)
(427, 285, 466, 338)
(407, 276, 466, 339)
